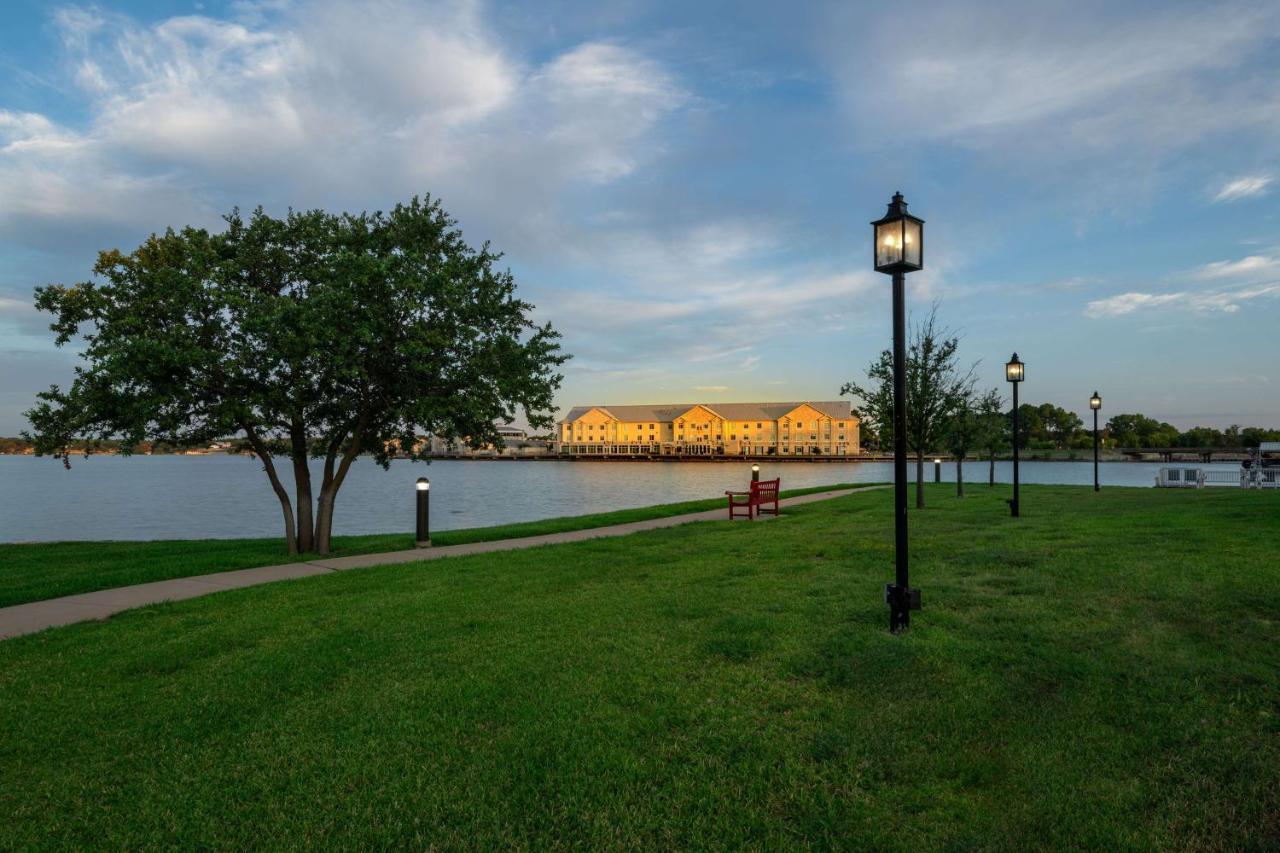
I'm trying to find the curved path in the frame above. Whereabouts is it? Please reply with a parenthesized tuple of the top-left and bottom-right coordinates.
(0, 486, 886, 641)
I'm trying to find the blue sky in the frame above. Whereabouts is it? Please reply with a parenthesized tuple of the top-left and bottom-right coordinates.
(1, 0, 1278, 434)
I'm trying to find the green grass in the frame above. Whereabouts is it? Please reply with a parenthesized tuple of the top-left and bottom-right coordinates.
(0, 483, 864, 608)
(1, 484, 1278, 848)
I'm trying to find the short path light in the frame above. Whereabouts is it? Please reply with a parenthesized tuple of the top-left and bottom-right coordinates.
(751, 463, 760, 483)
(415, 477, 431, 547)
(1006, 353, 1025, 517)
(934, 458, 942, 483)
(1090, 391, 1102, 492)
(872, 192, 925, 633)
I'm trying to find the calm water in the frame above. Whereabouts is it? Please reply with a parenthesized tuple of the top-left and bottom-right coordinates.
(0, 455, 1239, 543)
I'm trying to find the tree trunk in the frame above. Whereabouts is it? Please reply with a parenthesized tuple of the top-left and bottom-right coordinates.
(314, 487, 336, 556)
(989, 452, 995, 486)
(956, 455, 964, 497)
(314, 427, 365, 555)
(915, 454, 925, 509)
(243, 425, 298, 555)
(290, 426, 314, 553)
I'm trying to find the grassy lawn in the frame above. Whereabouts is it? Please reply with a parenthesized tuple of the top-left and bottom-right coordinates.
(0, 483, 863, 608)
(1, 484, 1278, 848)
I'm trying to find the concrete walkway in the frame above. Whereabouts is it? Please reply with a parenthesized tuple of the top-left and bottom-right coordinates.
(0, 485, 886, 641)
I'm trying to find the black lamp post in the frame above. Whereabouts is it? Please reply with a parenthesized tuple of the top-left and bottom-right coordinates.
(1005, 353, 1024, 517)
(751, 463, 760, 483)
(933, 458, 942, 483)
(872, 192, 924, 633)
(415, 477, 431, 547)
(1090, 391, 1102, 492)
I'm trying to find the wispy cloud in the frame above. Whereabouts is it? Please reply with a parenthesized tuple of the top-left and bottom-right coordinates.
(1212, 175, 1272, 203)
(692, 385, 729, 392)
(1192, 254, 1280, 280)
(1085, 283, 1280, 318)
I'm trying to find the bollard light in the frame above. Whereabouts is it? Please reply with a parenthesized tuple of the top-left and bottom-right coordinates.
(415, 477, 431, 547)
(1006, 353, 1024, 518)
(872, 191, 925, 633)
(1090, 391, 1102, 492)
(933, 458, 941, 483)
(751, 463, 760, 483)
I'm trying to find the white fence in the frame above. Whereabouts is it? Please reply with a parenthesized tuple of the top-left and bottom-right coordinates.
(1201, 469, 1245, 487)
(1157, 467, 1280, 489)
(1156, 468, 1204, 488)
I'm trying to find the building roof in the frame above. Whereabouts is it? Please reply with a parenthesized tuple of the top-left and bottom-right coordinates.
(561, 401, 854, 424)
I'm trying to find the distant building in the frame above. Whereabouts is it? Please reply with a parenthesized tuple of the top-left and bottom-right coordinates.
(415, 424, 547, 456)
(557, 401, 859, 456)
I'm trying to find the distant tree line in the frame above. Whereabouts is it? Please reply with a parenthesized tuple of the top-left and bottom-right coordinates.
(0, 436, 250, 454)
(844, 305, 1279, 507)
(855, 401, 1279, 455)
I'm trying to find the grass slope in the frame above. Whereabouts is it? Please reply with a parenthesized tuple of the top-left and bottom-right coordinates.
(0, 483, 861, 608)
(1, 485, 1278, 848)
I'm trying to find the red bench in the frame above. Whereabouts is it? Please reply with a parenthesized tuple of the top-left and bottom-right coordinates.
(725, 478, 780, 520)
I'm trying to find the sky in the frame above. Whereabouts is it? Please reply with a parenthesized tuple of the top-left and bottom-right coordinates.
(1, 0, 1278, 435)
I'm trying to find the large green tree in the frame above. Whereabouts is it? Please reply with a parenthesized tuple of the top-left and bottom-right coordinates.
(24, 197, 567, 555)
(1107, 413, 1178, 448)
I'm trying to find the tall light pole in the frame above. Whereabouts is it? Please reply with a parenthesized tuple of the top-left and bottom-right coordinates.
(1006, 353, 1024, 517)
(872, 192, 924, 633)
(1090, 391, 1102, 492)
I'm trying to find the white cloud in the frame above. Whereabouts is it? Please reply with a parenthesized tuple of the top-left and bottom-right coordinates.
(544, 266, 879, 373)
(1085, 292, 1183, 318)
(1212, 175, 1272, 203)
(1085, 283, 1280, 318)
(692, 385, 729, 392)
(1192, 255, 1280, 280)
(820, 0, 1280, 213)
(827, 2, 1278, 145)
(0, 1, 688, 247)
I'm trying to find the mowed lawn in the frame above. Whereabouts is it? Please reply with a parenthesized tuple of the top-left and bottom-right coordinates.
(0, 483, 858, 608)
(1, 485, 1278, 848)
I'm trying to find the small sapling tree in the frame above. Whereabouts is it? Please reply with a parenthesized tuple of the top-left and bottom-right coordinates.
(843, 304, 973, 508)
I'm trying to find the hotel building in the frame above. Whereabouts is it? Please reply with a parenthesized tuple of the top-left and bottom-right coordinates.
(557, 401, 859, 457)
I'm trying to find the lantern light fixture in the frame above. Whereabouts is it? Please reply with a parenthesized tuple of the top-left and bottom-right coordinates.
(871, 192, 924, 274)
(1005, 353, 1025, 383)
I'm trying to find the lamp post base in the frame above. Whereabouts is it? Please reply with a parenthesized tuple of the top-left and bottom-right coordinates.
(415, 539, 432, 549)
(885, 583, 922, 633)
(1007, 498, 1019, 518)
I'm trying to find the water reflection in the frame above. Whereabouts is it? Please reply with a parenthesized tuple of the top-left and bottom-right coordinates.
(0, 455, 1240, 542)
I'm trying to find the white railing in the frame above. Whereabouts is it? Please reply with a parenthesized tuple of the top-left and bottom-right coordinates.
(1201, 469, 1244, 487)
(1157, 466, 1280, 489)
(1156, 467, 1203, 488)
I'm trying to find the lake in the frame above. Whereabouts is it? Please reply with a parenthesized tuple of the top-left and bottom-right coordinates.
(0, 455, 1237, 543)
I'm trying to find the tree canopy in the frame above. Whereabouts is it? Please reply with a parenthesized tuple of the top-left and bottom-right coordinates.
(843, 305, 974, 508)
(25, 196, 567, 554)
